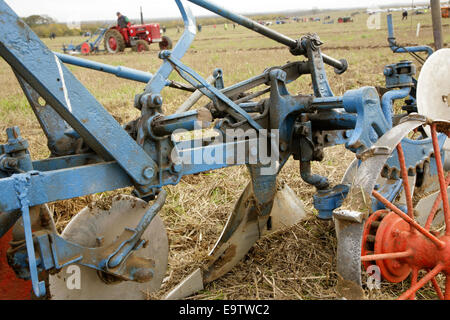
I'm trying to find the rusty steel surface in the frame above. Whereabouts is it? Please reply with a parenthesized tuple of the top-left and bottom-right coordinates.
(49, 195, 168, 300)
(359, 123, 450, 299)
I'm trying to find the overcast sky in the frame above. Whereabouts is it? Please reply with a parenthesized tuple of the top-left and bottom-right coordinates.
(4, 0, 436, 22)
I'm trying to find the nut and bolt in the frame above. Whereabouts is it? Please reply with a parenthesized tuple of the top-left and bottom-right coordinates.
(152, 95, 163, 106)
(134, 94, 143, 110)
(96, 237, 104, 246)
(384, 66, 394, 77)
(159, 50, 171, 59)
(280, 142, 288, 152)
(6, 126, 20, 141)
(143, 167, 155, 179)
(172, 163, 182, 173)
(344, 130, 352, 139)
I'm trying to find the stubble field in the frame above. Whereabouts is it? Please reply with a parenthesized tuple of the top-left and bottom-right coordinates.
(1, 9, 449, 300)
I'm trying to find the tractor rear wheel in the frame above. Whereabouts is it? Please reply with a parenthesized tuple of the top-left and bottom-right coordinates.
(159, 36, 173, 50)
(104, 29, 125, 54)
(133, 40, 149, 53)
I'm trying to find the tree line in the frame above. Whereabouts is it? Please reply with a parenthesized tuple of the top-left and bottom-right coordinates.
(21, 10, 324, 39)
(22, 14, 82, 38)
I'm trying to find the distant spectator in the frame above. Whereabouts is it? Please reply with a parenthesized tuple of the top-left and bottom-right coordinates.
(162, 26, 166, 33)
(116, 12, 130, 28)
(177, 26, 180, 33)
(224, 23, 228, 30)
(197, 24, 202, 32)
(49, 32, 56, 40)
(233, 23, 236, 29)
(402, 10, 408, 20)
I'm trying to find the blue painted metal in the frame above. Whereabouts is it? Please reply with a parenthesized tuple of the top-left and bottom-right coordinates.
(0, 163, 132, 213)
(0, 1, 158, 186)
(89, 28, 108, 52)
(387, 14, 433, 57)
(56, 52, 155, 83)
(342, 87, 391, 153)
(5, 128, 45, 297)
(163, 51, 263, 130)
(142, 0, 196, 99)
(303, 35, 334, 97)
(213, 68, 224, 90)
(13, 173, 46, 297)
(266, 69, 309, 141)
(383, 61, 416, 89)
(55, 53, 196, 93)
(381, 61, 416, 127)
(0, 127, 33, 174)
(175, 137, 263, 176)
(313, 184, 350, 220)
(307, 111, 357, 131)
(381, 87, 411, 127)
(312, 96, 344, 109)
(371, 179, 404, 212)
(186, 0, 348, 73)
(385, 134, 447, 174)
(301, 161, 329, 190)
(32, 154, 102, 172)
(150, 110, 211, 137)
(62, 27, 108, 54)
(15, 75, 78, 157)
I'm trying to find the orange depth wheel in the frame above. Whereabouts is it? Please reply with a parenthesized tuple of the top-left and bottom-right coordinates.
(361, 123, 450, 300)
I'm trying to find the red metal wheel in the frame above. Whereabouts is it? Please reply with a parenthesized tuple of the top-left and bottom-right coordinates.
(361, 210, 388, 270)
(158, 36, 172, 50)
(134, 40, 149, 53)
(104, 29, 125, 54)
(0, 229, 31, 300)
(137, 44, 145, 52)
(361, 122, 450, 300)
(108, 37, 117, 52)
(374, 212, 412, 283)
(81, 42, 90, 55)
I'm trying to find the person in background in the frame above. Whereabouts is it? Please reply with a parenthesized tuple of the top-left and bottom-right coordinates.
(402, 10, 408, 20)
(116, 12, 130, 28)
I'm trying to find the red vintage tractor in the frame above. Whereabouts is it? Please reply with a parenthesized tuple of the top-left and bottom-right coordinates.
(104, 22, 173, 53)
(442, 6, 449, 19)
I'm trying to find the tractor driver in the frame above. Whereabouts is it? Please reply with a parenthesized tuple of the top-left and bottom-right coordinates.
(116, 12, 130, 28)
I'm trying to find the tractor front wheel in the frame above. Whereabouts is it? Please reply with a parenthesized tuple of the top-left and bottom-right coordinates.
(104, 29, 125, 54)
(159, 36, 173, 50)
(133, 40, 149, 53)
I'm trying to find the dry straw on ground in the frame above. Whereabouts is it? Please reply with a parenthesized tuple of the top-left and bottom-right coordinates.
(0, 10, 448, 300)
